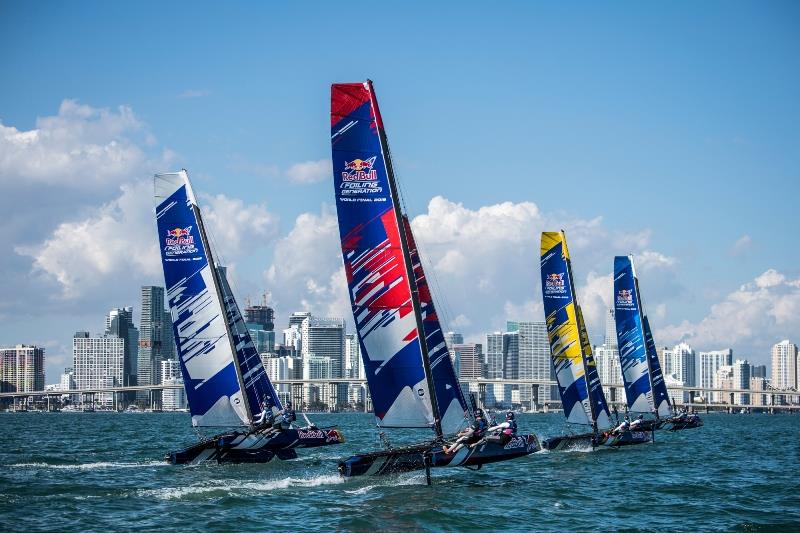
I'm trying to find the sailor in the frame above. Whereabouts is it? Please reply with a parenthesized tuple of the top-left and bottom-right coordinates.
(443, 410, 486, 455)
(275, 400, 296, 430)
(254, 401, 274, 428)
(613, 414, 630, 435)
(486, 411, 518, 445)
(629, 414, 645, 430)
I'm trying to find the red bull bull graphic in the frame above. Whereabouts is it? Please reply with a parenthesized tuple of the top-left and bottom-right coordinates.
(544, 272, 566, 295)
(342, 156, 378, 181)
(164, 226, 198, 257)
(617, 288, 634, 307)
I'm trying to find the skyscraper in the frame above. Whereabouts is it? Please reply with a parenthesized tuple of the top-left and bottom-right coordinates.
(699, 349, 732, 402)
(732, 359, 751, 406)
(245, 299, 275, 353)
(138, 286, 169, 402)
(451, 343, 483, 381)
(508, 320, 555, 409)
(105, 307, 138, 387)
(771, 340, 798, 390)
(444, 331, 464, 349)
(344, 333, 363, 380)
(0, 345, 45, 393)
(670, 342, 697, 387)
(301, 315, 346, 407)
(73, 332, 124, 407)
(595, 310, 623, 402)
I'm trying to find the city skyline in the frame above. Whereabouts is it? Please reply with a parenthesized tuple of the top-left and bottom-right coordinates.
(1, 3, 799, 382)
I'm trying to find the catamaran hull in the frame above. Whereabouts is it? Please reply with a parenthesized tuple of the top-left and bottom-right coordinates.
(542, 430, 652, 451)
(167, 427, 345, 465)
(338, 434, 540, 478)
(667, 417, 703, 431)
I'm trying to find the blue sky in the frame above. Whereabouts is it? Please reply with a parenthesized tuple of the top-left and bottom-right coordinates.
(1, 1, 798, 380)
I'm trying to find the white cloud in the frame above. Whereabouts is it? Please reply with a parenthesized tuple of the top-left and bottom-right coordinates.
(264, 206, 350, 320)
(731, 234, 752, 257)
(286, 159, 331, 184)
(15, 183, 278, 301)
(200, 193, 280, 262)
(262, 196, 677, 344)
(15, 181, 161, 299)
(656, 269, 800, 356)
(0, 99, 159, 188)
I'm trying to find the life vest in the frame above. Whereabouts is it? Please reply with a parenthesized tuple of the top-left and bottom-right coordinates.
(503, 419, 517, 436)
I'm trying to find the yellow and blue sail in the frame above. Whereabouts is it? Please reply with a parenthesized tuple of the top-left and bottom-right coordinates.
(613, 256, 655, 413)
(540, 231, 610, 428)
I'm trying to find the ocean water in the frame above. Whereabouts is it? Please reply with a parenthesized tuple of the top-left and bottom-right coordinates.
(1, 411, 798, 531)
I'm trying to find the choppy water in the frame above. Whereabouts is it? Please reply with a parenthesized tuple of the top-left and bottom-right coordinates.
(1, 411, 798, 531)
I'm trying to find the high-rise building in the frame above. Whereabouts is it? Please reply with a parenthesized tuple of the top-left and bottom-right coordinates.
(699, 349, 733, 402)
(160, 359, 186, 410)
(0, 345, 45, 393)
(595, 309, 623, 403)
(670, 342, 696, 387)
(732, 359, 751, 406)
(73, 332, 124, 407)
(444, 332, 464, 349)
(771, 340, 798, 390)
(750, 365, 767, 379)
(344, 334, 363, 380)
(138, 286, 170, 402)
(105, 307, 138, 387)
(714, 365, 734, 404)
(244, 299, 275, 354)
(484, 333, 506, 407)
(60, 367, 75, 391)
(301, 316, 345, 407)
(451, 343, 483, 381)
(750, 376, 770, 407)
(509, 320, 558, 409)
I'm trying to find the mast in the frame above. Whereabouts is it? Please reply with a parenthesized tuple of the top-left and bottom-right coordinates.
(367, 80, 444, 439)
(630, 256, 657, 417)
(562, 230, 599, 432)
(187, 171, 253, 424)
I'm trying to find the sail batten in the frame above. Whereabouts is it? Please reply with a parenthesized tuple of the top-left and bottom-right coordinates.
(331, 81, 467, 434)
(155, 170, 280, 427)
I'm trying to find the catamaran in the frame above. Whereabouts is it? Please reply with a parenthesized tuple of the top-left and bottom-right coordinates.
(331, 80, 540, 480)
(154, 170, 344, 464)
(540, 231, 652, 450)
(614, 255, 702, 431)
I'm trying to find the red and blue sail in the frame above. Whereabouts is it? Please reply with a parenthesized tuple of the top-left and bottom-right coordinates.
(613, 256, 655, 413)
(331, 82, 467, 432)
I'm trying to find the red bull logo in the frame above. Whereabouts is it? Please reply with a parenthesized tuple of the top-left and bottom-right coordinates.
(165, 226, 194, 246)
(617, 289, 633, 306)
(544, 272, 566, 294)
(342, 156, 378, 181)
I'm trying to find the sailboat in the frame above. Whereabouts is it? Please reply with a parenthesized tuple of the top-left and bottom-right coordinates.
(331, 81, 540, 479)
(614, 255, 702, 431)
(539, 231, 652, 450)
(154, 170, 345, 464)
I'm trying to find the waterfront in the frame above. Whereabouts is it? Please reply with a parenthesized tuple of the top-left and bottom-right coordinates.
(1, 412, 798, 531)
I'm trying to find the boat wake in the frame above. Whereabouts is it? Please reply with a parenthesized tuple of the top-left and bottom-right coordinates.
(141, 474, 346, 500)
(7, 461, 167, 470)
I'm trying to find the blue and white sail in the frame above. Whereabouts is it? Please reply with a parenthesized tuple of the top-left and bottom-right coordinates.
(613, 255, 654, 413)
(155, 170, 279, 427)
(643, 315, 672, 417)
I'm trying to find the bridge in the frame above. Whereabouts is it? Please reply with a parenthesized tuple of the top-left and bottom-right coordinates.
(1, 378, 798, 412)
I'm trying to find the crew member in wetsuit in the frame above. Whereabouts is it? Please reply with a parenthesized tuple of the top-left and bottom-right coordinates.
(613, 414, 630, 435)
(443, 410, 486, 455)
(274, 400, 296, 430)
(254, 401, 274, 429)
(629, 414, 645, 430)
(486, 411, 518, 445)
